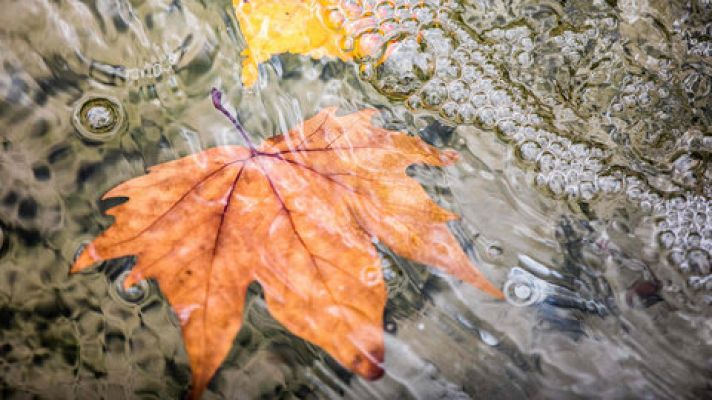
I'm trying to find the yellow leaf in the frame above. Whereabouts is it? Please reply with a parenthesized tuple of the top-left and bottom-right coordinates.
(234, 0, 385, 86)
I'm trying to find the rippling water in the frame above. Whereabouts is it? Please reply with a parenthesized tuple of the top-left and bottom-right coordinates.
(0, 0, 711, 398)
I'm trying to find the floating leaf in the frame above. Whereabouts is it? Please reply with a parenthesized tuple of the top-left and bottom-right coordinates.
(234, 0, 390, 86)
(72, 89, 502, 399)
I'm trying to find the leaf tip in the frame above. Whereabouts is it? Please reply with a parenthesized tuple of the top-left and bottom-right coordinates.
(320, 106, 339, 116)
(188, 387, 204, 400)
(477, 279, 505, 300)
(70, 244, 101, 273)
(188, 367, 217, 400)
(351, 346, 385, 381)
(359, 108, 379, 118)
(491, 287, 506, 300)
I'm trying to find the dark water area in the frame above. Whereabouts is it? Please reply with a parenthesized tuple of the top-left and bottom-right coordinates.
(0, 0, 711, 398)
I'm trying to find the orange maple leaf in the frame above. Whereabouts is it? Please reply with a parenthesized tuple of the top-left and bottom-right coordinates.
(72, 89, 502, 399)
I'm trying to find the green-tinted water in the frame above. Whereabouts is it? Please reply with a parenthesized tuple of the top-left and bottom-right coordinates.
(0, 0, 710, 398)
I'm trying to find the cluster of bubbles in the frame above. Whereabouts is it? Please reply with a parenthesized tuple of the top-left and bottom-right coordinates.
(610, 76, 671, 117)
(606, 73, 693, 168)
(482, 26, 536, 70)
(546, 29, 592, 66)
(673, 0, 712, 59)
(516, 130, 609, 201)
(337, 1, 618, 205)
(327, 0, 712, 288)
(656, 195, 712, 290)
(674, 0, 712, 128)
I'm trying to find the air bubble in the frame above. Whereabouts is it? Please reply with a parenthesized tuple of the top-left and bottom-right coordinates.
(517, 52, 531, 65)
(579, 181, 597, 201)
(406, 94, 423, 110)
(72, 95, 125, 143)
(626, 185, 643, 202)
(487, 245, 503, 258)
(340, 0, 364, 19)
(669, 249, 686, 266)
(548, 141, 564, 155)
(460, 63, 480, 83)
(451, 48, 470, 65)
(456, 103, 476, 123)
(412, 5, 434, 24)
(585, 158, 604, 173)
(518, 141, 541, 162)
(421, 79, 448, 108)
(434, 57, 460, 79)
(393, 5, 411, 21)
(325, 8, 346, 29)
(565, 184, 579, 200)
(570, 143, 589, 158)
(399, 17, 419, 34)
(564, 170, 579, 185)
(688, 249, 711, 275)
(514, 284, 532, 299)
(375, 2, 394, 19)
(498, 120, 517, 139)
(440, 101, 458, 119)
(704, 228, 712, 240)
(385, 322, 397, 332)
(447, 80, 469, 103)
(535, 173, 548, 188)
(490, 90, 510, 108)
(504, 267, 548, 307)
(477, 107, 496, 128)
(476, 78, 493, 92)
(659, 231, 676, 249)
(354, 32, 385, 59)
(687, 233, 702, 248)
(547, 172, 566, 197)
(470, 93, 487, 108)
(114, 271, 150, 304)
(537, 152, 556, 172)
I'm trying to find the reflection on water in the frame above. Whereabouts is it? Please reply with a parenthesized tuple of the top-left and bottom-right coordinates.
(0, 0, 710, 398)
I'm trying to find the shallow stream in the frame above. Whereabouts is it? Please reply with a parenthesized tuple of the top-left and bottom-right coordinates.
(0, 0, 711, 398)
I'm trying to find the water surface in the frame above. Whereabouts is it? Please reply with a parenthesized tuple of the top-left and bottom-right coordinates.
(0, 0, 711, 398)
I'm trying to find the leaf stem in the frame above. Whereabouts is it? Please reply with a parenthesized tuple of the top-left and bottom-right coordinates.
(211, 88, 257, 153)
